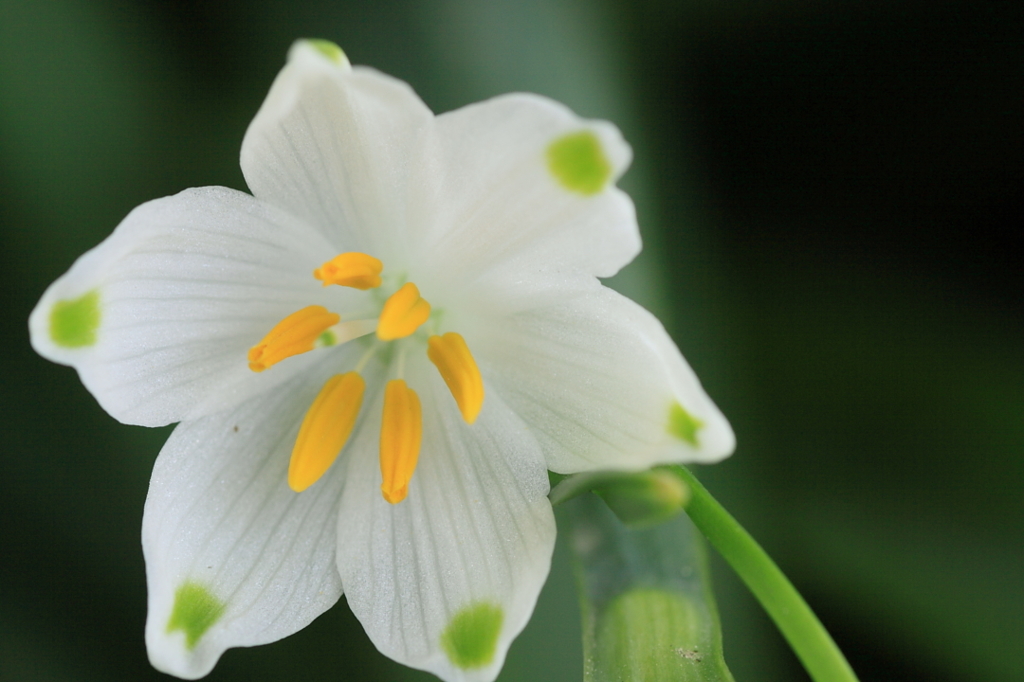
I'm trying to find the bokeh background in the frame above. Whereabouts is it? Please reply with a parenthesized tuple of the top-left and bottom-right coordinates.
(2, 1, 1022, 680)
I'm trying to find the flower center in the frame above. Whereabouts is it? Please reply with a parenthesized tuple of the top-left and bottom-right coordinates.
(247, 252, 485, 502)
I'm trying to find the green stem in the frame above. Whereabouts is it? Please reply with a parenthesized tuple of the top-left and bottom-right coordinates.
(673, 466, 859, 682)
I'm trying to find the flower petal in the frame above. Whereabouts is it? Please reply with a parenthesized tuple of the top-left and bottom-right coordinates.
(407, 93, 638, 289)
(143, 356, 362, 679)
(470, 284, 735, 473)
(240, 40, 433, 256)
(28, 186, 348, 426)
(336, 360, 556, 682)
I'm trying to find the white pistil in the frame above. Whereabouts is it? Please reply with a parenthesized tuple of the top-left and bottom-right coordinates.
(324, 318, 378, 346)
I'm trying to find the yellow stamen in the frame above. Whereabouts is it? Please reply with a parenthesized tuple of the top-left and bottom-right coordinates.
(380, 379, 422, 504)
(427, 332, 485, 424)
(289, 372, 365, 492)
(376, 282, 431, 341)
(313, 252, 383, 290)
(248, 305, 340, 372)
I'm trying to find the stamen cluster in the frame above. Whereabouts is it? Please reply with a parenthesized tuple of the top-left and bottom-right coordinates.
(248, 252, 485, 503)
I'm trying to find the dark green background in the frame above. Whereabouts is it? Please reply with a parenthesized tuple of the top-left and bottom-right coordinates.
(2, 1, 1021, 680)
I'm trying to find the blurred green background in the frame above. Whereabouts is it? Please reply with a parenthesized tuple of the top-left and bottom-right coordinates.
(2, 0, 1022, 680)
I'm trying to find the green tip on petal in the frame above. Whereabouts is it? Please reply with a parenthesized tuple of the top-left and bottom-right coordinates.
(597, 588, 704, 680)
(441, 602, 504, 670)
(166, 581, 225, 650)
(306, 39, 348, 66)
(49, 289, 100, 348)
(546, 130, 612, 195)
(668, 402, 703, 447)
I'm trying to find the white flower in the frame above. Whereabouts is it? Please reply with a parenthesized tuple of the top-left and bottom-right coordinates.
(28, 40, 734, 682)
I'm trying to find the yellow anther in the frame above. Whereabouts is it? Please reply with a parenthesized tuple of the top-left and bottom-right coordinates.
(376, 282, 431, 341)
(427, 332, 485, 424)
(313, 252, 383, 290)
(289, 372, 365, 492)
(248, 305, 340, 372)
(379, 379, 422, 504)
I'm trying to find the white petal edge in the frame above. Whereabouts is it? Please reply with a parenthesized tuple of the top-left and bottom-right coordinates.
(406, 93, 639, 292)
(336, 359, 556, 682)
(143, 349, 365, 679)
(29, 186, 350, 426)
(241, 40, 433, 259)
(468, 282, 735, 473)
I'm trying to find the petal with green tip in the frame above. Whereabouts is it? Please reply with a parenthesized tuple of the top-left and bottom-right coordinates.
(337, 369, 555, 682)
(28, 186, 344, 428)
(241, 39, 430, 254)
(143, 366, 351, 679)
(408, 94, 637, 284)
(472, 284, 734, 474)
